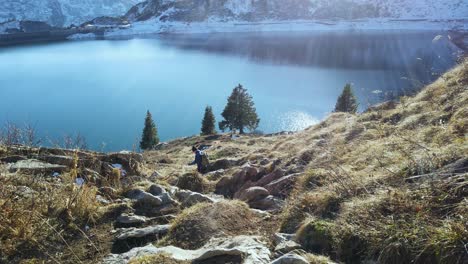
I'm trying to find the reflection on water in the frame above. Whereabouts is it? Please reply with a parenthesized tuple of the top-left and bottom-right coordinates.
(277, 111, 319, 132)
(158, 31, 461, 95)
(0, 31, 461, 150)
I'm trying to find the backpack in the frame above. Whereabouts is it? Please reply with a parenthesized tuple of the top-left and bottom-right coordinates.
(201, 151, 210, 167)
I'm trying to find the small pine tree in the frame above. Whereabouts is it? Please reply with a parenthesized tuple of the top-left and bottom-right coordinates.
(140, 110, 159, 150)
(334, 83, 359, 114)
(201, 106, 217, 135)
(219, 84, 260, 134)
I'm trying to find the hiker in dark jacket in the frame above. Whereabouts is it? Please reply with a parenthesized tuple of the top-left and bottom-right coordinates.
(189, 146, 204, 173)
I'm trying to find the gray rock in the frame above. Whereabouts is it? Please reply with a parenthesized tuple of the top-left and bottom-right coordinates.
(116, 224, 171, 241)
(96, 195, 111, 205)
(256, 169, 286, 186)
(103, 235, 270, 264)
(274, 240, 302, 255)
(158, 192, 177, 205)
(116, 214, 147, 226)
(269, 253, 309, 264)
(126, 189, 163, 207)
(102, 244, 160, 264)
(154, 142, 168, 150)
(8, 159, 67, 174)
(238, 186, 270, 202)
(274, 233, 296, 245)
(175, 190, 215, 207)
(148, 184, 166, 196)
(265, 173, 301, 197)
(37, 155, 75, 167)
(249, 195, 284, 211)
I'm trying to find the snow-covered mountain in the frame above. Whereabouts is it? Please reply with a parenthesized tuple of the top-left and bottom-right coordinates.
(0, 0, 142, 27)
(124, 0, 468, 23)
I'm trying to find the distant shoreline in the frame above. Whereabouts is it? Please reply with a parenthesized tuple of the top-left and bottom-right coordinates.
(1, 19, 467, 49)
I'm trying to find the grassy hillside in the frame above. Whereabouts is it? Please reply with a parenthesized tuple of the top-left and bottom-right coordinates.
(0, 60, 466, 263)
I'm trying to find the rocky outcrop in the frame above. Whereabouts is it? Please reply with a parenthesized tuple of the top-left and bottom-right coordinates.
(175, 189, 215, 208)
(1, 146, 143, 180)
(7, 159, 67, 174)
(103, 235, 271, 264)
(116, 214, 147, 227)
(126, 187, 179, 216)
(112, 224, 171, 254)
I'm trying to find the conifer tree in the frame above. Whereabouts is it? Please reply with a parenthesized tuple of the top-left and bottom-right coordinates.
(140, 110, 159, 150)
(201, 106, 217, 135)
(219, 84, 260, 134)
(334, 83, 359, 114)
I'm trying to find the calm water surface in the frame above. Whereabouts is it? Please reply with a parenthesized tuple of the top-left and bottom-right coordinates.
(0, 31, 461, 150)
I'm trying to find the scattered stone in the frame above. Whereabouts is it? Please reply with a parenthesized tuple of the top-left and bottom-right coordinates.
(237, 186, 270, 202)
(116, 214, 147, 226)
(8, 159, 67, 174)
(154, 142, 168, 150)
(249, 195, 283, 211)
(269, 253, 309, 264)
(103, 235, 271, 264)
(265, 173, 301, 197)
(274, 240, 302, 255)
(148, 184, 166, 196)
(158, 192, 177, 205)
(96, 195, 111, 205)
(116, 225, 170, 241)
(255, 169, 285, 187)
(215, 165, 261, 197)
(274, 233, 296, 245)
(126, 189, 163, 207)
(175, 189, 215, 207)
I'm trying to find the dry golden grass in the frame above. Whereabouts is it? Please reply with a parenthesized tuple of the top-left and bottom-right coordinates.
(162, 200, 260, 250)
(129, 253, 190, 264)
(278, 60, 468, 263)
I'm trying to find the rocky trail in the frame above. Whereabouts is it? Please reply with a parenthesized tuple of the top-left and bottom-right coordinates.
(1, 141, 323, 264)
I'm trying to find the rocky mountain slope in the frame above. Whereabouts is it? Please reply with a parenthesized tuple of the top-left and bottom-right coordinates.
(0, 60, 467, 263)
(0, 0, 141, 27)
(125, 0, 468, 23)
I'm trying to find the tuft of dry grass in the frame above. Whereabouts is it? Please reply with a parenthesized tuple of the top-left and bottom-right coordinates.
(175, 171, 212, 193)
(129, 253, 190, 264)
(162, 200, 260, 250)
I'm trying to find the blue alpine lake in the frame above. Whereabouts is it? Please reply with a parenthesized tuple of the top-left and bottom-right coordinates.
(0, 30, 461, 151)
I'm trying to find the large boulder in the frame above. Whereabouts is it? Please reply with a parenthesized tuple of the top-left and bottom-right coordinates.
(237, 187, 270, 202)
(103, 235, 271, 264)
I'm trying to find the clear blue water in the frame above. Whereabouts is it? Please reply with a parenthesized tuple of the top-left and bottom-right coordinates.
(0, 31, 460, 151)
